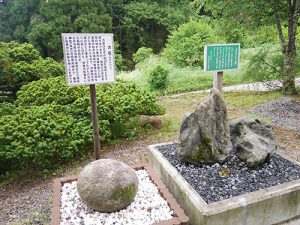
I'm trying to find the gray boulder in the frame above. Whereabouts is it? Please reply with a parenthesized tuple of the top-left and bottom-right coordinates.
(178, 88, 232, 165)
(77, 159, 138, 212)
(230, 117, 277, 167)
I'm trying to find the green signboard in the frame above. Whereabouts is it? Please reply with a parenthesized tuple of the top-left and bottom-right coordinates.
(204, 44, 240, 72)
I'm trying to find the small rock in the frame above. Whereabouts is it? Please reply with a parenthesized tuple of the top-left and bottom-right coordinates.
(230, 117, 277, 167)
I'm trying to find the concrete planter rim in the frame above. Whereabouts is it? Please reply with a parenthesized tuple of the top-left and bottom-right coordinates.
(148, 142, 300, 225)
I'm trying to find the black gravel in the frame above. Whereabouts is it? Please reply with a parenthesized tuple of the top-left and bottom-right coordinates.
(157, 143, 300, 204)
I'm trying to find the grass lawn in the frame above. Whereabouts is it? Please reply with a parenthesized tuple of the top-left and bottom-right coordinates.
(117, 45, 296, 95)
(158, 90, 283, 133)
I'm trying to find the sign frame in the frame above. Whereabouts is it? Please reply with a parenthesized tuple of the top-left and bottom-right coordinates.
(204, 43, 240, 72)
(62, 33, 116, 87)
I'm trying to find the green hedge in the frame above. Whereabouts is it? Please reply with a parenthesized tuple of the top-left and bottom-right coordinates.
(0, 105, 91, 171)
(0, 78, 164, 172)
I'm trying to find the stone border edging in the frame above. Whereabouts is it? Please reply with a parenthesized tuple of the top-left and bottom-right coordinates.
(50, 164, 189, 225)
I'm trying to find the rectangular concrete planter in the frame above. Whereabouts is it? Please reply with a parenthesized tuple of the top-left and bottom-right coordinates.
(148, 143, 300, 225)
(50, 164, 189, 225)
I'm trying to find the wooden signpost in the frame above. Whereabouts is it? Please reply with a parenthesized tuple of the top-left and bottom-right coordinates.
(204, 43, 240, 92)
(62, 33, 115, 160)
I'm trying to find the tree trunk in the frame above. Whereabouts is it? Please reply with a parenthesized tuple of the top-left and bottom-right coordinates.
(282, 52, 297, 95)
(270, 0, 298, 95)
(282, 0, 298, 95)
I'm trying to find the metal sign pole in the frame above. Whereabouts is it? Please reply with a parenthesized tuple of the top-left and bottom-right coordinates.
(90, 84, 101, 160)
(214, 71, 223, 92)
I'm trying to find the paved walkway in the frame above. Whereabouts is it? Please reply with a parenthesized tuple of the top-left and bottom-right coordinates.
(168, 78, 300, 98)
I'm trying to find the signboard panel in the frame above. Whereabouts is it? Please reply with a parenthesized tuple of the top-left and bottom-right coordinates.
(62, 33, 115, 86)
(204, 43, 240, 72)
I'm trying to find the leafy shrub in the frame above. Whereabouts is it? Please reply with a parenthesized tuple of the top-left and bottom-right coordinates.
(0, 105, 92, 172)
(213, 20, 245, 45)
(133, 47, 153, 64)
(2, 42, 40, 63)
(243, 45, 281, 83)
(0, 42, 65, 103)
(0, 78, 165, 173)
(0, 103, 16, 117)
(16, 77, 86, 106)
(163, 21, 219, 67)
(148, 65, 169, 90)
(72, 80, 165, 138)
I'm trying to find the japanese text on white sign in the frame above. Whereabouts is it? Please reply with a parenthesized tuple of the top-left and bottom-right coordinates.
(62, 33, 115, 86)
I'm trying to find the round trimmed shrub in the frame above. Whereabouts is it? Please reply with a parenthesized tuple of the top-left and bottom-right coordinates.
(163, 21, 219, 67)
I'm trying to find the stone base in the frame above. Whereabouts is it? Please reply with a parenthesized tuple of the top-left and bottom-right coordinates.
(148, 143, 300, 225)
(50, 164, 189, 225)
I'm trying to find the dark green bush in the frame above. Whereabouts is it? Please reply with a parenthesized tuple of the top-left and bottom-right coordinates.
(0, 78, 165, 173)
(0, 105, 92, 172)
(16, 77, 86, 106)
(0, 103, 16, 117)
(0, 42, 65, 103)
(148, 65, 169, 91)
(72, 79, 165, 138)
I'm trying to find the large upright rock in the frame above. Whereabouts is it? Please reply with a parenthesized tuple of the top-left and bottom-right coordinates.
(77, 159, 138, 212)
(178, 89, 232, 165)
(230, 117, 277, 168)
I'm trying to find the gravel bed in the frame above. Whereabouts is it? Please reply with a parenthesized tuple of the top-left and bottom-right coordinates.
(158, 143, 300, 204)
(248, 97, 300, 132)
(60, 170, 173, 225)
(0, 182, 52, 225)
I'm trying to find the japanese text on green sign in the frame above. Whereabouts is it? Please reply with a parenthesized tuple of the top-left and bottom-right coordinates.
(204, 44, 240, 72)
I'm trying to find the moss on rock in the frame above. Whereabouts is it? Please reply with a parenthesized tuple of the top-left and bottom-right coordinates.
(111, 184, 137, 203)
(191, 137, 216, 163)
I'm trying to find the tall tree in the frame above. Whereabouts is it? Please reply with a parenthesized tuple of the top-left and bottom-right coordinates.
(106, 0, 197, 61)
(0, 1, 13, 41)
(0, 0, 40, 42)
(9, 0, 40, 42)
(29, 0, 112, 59)
(197, 0, 299, 95)
(270, 0, 299, 94)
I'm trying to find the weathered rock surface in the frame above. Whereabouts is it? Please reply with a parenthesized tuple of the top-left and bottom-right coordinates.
(178, 88, 232, 165)
(77, 159, 138, 212)
(230, 117, 277, 167)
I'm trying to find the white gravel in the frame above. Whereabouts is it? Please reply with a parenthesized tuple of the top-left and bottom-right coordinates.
(60, 170, 173, 225)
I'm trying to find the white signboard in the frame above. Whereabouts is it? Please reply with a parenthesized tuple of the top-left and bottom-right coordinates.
(62, 33, 115, 86)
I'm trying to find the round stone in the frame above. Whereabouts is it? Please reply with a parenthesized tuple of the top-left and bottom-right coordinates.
(77, 159, 139, 212)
